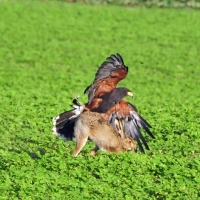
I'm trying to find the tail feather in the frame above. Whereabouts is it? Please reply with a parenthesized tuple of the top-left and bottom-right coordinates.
(52, 109, 75, 126)
(52, 121, 76, 141)
(52, 105, 85, 141)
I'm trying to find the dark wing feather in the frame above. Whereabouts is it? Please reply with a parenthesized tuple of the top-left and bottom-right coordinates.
(53, 109, 75, 127)
(106, 100, 154, 153)
(128, 103, 152, 129)
(84, 53, 128, 103)
(91, 53, 128, 85)
(56, 121, 75, 140)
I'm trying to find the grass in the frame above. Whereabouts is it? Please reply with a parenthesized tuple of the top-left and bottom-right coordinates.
(0, 1, 200, 199)
(52, 0, 200, 9)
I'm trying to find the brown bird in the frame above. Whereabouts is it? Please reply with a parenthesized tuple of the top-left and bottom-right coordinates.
(52, 53, 154, 153)
(83, 53, 154, 153)
(73, 110, 136, 156)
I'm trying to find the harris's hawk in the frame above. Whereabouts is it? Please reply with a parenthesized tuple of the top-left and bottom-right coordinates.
(83, 53, 154, 153)
(52, 53, 154, 153)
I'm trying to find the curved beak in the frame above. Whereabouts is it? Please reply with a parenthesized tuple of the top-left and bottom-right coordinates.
(127, 91, 134, 98)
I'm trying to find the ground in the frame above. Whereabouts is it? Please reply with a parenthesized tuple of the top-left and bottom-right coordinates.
(0, 1, 200, 199)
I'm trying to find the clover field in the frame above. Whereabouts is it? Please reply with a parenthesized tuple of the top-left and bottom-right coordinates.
(0, 1, 200, 199)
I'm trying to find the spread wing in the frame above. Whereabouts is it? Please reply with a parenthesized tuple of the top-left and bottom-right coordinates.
(84, 53, 154, 153)
(84, 53, 128, 103)
(105, 100, 155, 153)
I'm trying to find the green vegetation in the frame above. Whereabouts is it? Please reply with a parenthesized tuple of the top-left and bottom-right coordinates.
(0, 1, 200, 199)
(56, 0, 200, 9)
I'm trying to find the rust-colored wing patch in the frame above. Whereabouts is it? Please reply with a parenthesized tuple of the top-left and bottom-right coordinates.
(85, 53, 128, 103)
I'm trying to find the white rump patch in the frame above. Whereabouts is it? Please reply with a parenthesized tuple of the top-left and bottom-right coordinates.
(52, 126, 57, 134)
(52, 115, 60, 125)
(69, 105, 85, 120)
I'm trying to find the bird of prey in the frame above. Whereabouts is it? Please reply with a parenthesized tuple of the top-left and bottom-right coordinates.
(52, 53, 154, 153)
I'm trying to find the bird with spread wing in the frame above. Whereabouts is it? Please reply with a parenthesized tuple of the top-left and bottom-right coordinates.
(52, 53, 154, 153)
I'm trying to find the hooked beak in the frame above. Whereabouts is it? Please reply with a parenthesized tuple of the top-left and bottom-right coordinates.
(127, 91, 134, 98)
